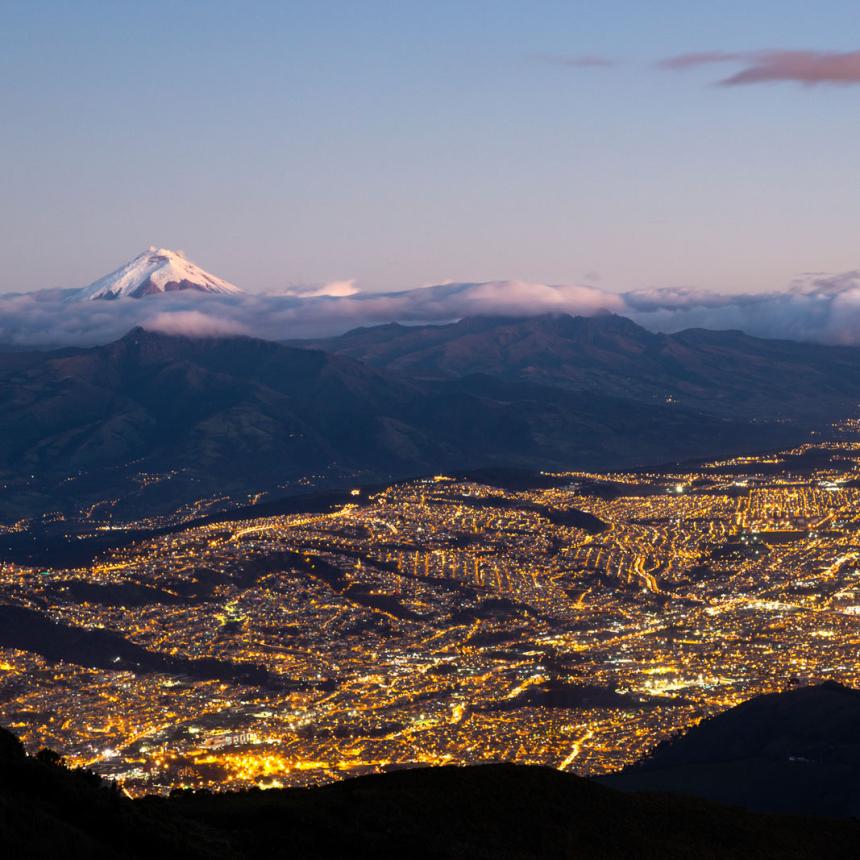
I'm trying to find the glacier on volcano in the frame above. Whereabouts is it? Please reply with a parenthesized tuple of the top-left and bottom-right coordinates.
(72, 247, 243, 300)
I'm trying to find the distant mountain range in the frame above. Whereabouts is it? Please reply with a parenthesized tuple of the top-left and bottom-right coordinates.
(4, 313, 860, 518)
(296, 312, 860, 421)
(0, 321, 821, 520)
(602, 681, 860, 818)
(3, 684, 860, 858)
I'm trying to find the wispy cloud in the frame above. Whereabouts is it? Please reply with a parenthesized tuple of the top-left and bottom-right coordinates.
(658, 51, 746, 71)
(533, 53, 616, 68)
(659, 49, 860, 86)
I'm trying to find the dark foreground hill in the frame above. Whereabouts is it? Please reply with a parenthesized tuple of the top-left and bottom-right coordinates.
(602, 681, 860, 817)
(2, 725, 859, 860)
(0, 327, 801, 520)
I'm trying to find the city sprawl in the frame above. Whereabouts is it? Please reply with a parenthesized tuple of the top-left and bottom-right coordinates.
(2, 424, 860, 795)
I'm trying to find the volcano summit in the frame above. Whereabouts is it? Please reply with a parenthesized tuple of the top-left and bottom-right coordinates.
(73, 247, 243, 300)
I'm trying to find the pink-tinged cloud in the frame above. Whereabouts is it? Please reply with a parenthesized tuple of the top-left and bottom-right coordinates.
(722, 51, 860, 86)
(660, 49, 860, 86)
(278, 280, 359, 298)
(143, 310, 249, 337)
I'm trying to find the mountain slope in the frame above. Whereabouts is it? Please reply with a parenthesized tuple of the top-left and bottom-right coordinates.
(2, 726, 859, 859)
(295, 313, 860, 420)
(74, 248, 242, 300)
(0, 328, 800, 519)
(601, 682, 860, 817)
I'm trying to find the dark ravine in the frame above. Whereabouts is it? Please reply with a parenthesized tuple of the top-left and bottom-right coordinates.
(0, 483, 382, 567)
(0, 604, 281, 688)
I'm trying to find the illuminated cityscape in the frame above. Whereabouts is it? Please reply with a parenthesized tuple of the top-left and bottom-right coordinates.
(3, 422, 860, 796)
(9, 4, 860, 855)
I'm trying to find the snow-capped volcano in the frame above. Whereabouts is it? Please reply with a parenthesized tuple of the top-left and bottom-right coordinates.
(74, 247, 243, 300)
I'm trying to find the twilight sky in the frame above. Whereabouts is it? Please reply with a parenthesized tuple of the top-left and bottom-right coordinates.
(3, 1, 860, 297)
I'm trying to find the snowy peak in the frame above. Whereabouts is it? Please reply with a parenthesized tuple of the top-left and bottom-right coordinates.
(74, 247, 243, 300)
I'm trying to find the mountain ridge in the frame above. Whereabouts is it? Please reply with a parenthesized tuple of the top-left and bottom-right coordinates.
(0, 325, 805, 520)
(293, 312, 860, 420)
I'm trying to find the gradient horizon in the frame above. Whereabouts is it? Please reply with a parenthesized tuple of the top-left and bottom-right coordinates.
(3, 0, 860, 296)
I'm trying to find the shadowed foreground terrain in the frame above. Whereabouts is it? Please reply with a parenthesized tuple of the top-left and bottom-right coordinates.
(2, 725, 859, 860)
(602, 681, 860, 817)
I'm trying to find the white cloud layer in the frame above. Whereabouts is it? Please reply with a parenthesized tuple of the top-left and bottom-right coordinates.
(4, 272, 860, 348)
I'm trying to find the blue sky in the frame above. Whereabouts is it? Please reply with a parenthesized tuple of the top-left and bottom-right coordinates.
(3, 1, 860, 295)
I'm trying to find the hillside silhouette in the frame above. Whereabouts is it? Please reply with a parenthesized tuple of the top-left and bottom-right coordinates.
(603, 681, 860, 817)
(2, 720, 860, 859)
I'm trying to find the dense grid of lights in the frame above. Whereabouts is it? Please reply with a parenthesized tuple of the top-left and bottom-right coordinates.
(2, 424, 860, 795)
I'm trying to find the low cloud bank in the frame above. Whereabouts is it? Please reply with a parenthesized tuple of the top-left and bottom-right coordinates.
(3, 272, 860, 348)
